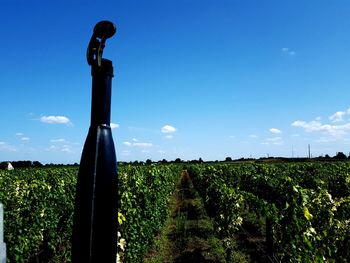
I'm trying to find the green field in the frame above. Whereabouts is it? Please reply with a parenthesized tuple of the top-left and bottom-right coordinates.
(0, 161, 349, 262)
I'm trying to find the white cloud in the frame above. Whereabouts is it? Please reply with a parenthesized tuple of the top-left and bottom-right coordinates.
(161, 125, 177, 133)
(111, 123, 119, 129)
(48, 145, 58, 151)
(266, 137, 284, 145)
(41, 115, 70, 124)
(292, 120, 350, 137)
(16, 133, 30, 142)
(123, 141, 153, 148)
(50, 138, 66, 143)
(133, 142, 153, 148)
(123, 141, 132, 146)
(281, 47, 296, 56)
(61, 145, 73, 153)
(164, 135, 173, 139)
(325, 107, 350, 124)
(269, 128, 281, 134)
(46, 139, 79, 154)
(132, 138, 138, 142)
(0, 143, 17, 152)
(249, 134, 258, 138)
(47, 144, 74, 153)
(314, 137, 337, 143)
(329, 111, 346, 122)
(267, 137, 282, 142)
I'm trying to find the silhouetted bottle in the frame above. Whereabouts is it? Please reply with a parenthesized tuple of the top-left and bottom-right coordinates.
(72, 21, 117, 263)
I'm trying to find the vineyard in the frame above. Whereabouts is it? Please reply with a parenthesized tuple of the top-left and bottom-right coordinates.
(187, 162, 350, 262)
(0, 161, 349, 262)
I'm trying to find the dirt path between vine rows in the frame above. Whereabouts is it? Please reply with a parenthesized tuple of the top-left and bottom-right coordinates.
(144, 170, 226, 263)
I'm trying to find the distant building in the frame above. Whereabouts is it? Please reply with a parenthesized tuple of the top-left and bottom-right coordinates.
(6, 163, 14, 170)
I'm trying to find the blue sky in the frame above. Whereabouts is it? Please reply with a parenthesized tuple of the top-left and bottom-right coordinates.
(1, 0, 350, 163)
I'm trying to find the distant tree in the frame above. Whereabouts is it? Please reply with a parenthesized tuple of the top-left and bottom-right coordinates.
(161, 159, 168, 164)
(198, 158, 203, 163)
(13, 161, 32, 168)
(146, 159, 152, 164)
(225, 157, 232, 162)
(0, 162, 7, 170)
(324, 154, 331, 159)
(174, 158, 182, 164)
(32, 161, 43, 167)
(334, 152, 347, 160)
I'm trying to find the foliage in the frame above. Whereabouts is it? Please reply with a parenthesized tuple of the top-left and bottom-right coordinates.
(188, 162, 350, 262)
(117, 212, 126, 263)
(0, 162, 349, 262)
(0, 167, 77, 262)
(0, 164, 181, 263)
(118, 164, 181, 262)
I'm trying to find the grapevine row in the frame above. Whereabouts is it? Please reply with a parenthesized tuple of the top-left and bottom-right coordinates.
(188, 162, 350, 262)
(0, 164, 181, 262)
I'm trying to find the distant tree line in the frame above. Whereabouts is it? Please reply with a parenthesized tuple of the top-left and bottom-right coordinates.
(2, 152, 350, 169)
(0, 160, 43, 169)
(121, 151, 350, 165)
(0, 161, 79, 169)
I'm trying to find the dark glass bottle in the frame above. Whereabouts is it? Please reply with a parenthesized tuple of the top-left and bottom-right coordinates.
(72, 58, 117, 263)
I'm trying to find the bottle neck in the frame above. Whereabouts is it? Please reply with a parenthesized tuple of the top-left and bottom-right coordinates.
(90, 59, 114, 126)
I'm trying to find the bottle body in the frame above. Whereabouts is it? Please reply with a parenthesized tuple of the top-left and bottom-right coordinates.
(72, 59, 117, 263)
(72, 125, 117, 263)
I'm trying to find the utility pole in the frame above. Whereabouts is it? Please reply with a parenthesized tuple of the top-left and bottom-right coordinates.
(308, 144, 311, 159)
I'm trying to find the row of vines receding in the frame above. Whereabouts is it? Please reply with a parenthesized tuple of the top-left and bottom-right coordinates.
(188, 162, 350, 262)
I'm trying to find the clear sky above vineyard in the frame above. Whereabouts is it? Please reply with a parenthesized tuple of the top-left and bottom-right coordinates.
(1, 0, 350, 163)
